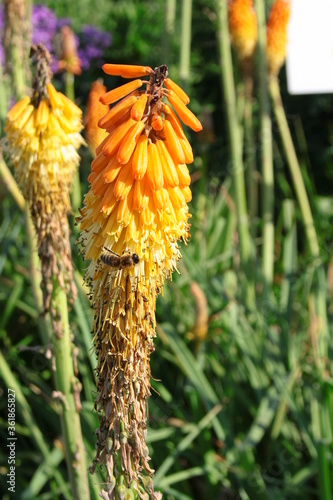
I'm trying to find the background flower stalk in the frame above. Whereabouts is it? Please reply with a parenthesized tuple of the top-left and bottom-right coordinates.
(78, 63, 202, 497)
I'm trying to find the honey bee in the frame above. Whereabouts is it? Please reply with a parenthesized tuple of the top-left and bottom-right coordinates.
(101, 248, 140, 269)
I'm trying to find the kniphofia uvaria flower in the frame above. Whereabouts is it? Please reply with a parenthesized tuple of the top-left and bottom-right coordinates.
(77, 63, 202, 497)
(228, 0, 257, 66)
(266, 0, 291, 77)
(4, 44, 84, 317)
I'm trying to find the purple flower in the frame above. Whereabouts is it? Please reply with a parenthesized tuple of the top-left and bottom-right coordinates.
(78, 24, 112, 70)
(32, 5, 57, 53)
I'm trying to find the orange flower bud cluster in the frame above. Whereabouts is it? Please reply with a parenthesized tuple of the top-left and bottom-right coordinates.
(77, 63, 202, 495)
(228, 0, 258, 62)
(266, 0, 291, 76)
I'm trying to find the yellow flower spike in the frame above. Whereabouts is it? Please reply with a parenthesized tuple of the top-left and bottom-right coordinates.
(98, 94, 138, 129)
(266, 0, 291, 77)
(164, 78, 190, 104)
(77, 63, 201, 498)
(130, 94, 148, 121)
(163, 119, 186, 164)
(117, 121, 146, 164)
(167, 90, 203, 132)
(228, 0, 258, 63)
(132, 135, 148, 180)
(102, 63, 153, 78)
(102, 118, 136, 157)
(155, 139, 179, 188)
(100, 79, 143, 105)
(113, 160, 134, 200)
(177, 163, 191, 186)
(146, 141, 163, 191)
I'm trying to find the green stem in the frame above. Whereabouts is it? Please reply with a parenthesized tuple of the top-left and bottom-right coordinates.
(215, 0, 255, 308)
(269, 77, 320, 258)
(162, 0, 176, 65)
(52, 282, 90, 499)
(179, 0, 192, 90)
(0, 155, 25, 211)
(255, 0, 274, 291)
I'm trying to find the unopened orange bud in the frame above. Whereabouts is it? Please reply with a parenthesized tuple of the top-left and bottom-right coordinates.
(146, 142, 163, 191)
(130, 94, 148, 121)
(167, 90, 203, 132)
(151, 114, 164, 131)
(132, 135, 148, 180)
(98, 95, 138, 129)
(155, 140, 179, 188)
(117, 121, 146, 164)
(164, 78, 190, 104)
(102, 63, 153, 78)
(163, 119, 186, 164)
(100, 79, 143, 105)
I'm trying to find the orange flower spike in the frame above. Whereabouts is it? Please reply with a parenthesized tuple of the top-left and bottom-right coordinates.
(102, 63, 153, 78)
(164, 78, 190, 104)
(132, 135, 148, 180)
(228, 0, 258, 62)
(163, 119, 186, 164)
(100, 79, 143, 105)
(151, 114, 164, 131)
(98, 95, 138, 129)
(117, 121, 146, 165)
(155, 140, 179, 187)
(130, 94, 148, 121)
(146, 142, 163, 191)
(113, 160, 134, 200)
(266, 0, 291, 76)
(167, 90, 203, 132)
(177, 163, 191, 186)
(102, 118, 136, 157)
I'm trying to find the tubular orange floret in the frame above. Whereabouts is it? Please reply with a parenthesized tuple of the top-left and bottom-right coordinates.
(100, 79, 143, 106)
(102, 118, 136, 157)
(117, 121, 146, 165)
(103, 156, 122, 183)
(169, 186, 186, 208)
(102, 63, 153, 78)
(155, 140, 179, 187)
(164, 78, 190, 104)
(163, 119, 186, 164)
(130, 94, 148, 121)
(181, 185, 192, 202)
(151, 114, 164, 131)
(46, 83, 64, 109)
(146, 142, 163, 191)
(132, 135, 148, 180)
(133, 177, 149, 212)
(163, 106, 185, 139)
(167, 90, 203, 132)
(98, 95, 138, 129)
(177, 163, 191, 186)
(179, 136, 194, 164)
(92, 152, 110, 173)
(153, 187, 169, 210)
(113, 160, 134, 200)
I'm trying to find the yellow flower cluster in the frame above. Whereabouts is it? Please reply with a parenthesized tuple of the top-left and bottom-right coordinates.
(5, 83, 84, 212)
(266, 0, 291, 76)
(77, 63, 202, 493)
(228, 0, 258, 63)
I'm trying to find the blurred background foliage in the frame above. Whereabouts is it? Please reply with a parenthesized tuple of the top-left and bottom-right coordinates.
(1, 1, 333, 499)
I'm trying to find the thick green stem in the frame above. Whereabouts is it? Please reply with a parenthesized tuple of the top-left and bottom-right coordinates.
(179, 0, 192, 90)
(216, 0, 255, 307)
(52, 282, 90, 499)
(269, 77, 320, 258)
(255, 0, 275, 291)
(0, 155, 25, 211)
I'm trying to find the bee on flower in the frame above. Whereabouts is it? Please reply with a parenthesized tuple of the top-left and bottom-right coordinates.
(77, 63, 202, 497)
